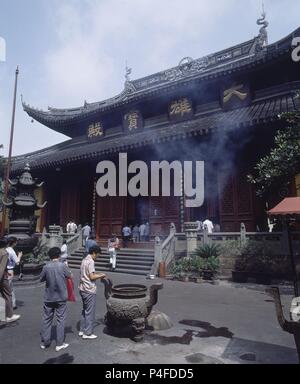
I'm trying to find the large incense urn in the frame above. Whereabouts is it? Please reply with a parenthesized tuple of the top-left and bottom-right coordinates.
(3, 163, 47, 253)
(102, 279, 163, 342)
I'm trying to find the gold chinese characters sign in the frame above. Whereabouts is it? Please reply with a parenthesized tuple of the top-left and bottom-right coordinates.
(124, 111, 143, 132)
(169, 98, 193, 121)
(87, 122, 104, 139)
(222, 83, 250, 110)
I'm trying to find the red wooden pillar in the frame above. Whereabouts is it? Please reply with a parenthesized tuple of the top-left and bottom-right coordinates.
(60, 182, 80, 229)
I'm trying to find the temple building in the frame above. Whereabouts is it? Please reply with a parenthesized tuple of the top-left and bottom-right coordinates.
(9, 16, 300, 239)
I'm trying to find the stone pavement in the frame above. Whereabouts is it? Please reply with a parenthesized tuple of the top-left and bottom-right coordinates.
(0, 270, 298, 364)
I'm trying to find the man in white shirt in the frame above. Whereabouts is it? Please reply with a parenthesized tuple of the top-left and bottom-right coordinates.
(203, 218, 214, 234)
(139, 223, 146, 242)
(6, 237, 22, 309)
(66, 220, 77, 235)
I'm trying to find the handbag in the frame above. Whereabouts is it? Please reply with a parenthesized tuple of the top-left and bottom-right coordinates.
(66, 277, 76, 302)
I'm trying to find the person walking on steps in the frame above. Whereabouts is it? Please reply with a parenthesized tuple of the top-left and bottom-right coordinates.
(108, 235, 120, 271)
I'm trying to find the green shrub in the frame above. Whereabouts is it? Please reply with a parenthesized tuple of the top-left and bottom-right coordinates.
(169, 257, 194, 278)
(220, 241, 243, 258)
(23, 237, 49, 265)
(201, 256, 220, 274)
(240, 241, 275, 274)
(192, 244, 221, 259)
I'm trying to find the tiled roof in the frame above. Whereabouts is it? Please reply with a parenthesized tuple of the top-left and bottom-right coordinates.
(12, 87, 300, 173)
(22, 27, 300, 130)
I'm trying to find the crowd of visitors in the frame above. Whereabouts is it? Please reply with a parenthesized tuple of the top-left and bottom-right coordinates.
(0, 238, 107, 351)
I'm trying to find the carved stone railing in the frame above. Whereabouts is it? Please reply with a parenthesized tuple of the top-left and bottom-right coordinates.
(41, 225, 83, 256)
(180, 222, 300, 257)
(150, 223, 177, 276)
(184, 222, 199, 257)
(161, 224, 177, 269)
(64, 225, 82, 256)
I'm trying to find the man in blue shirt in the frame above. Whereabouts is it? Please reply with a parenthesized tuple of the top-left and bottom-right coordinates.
(122, 225, 131, 248)
(40, 247, 72, 351)
(85, 235, 97, 254)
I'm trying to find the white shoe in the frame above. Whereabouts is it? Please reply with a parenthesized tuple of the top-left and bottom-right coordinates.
(55, 343, 69, 352)
(40, 344, 49, 350)
(82, 334, 98, 340)
(6, 314, 21, 323)
(78, 331, 84, 337)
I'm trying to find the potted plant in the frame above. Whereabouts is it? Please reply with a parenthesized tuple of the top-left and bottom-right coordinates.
(169, 258, 193, 282)
(192, 244, 221, 281)
(201, 256, 220, 280)
(249, 255, 273, 285)
(191, 257, 204, 283)
(192, 244, 221, 259)
(242, 241, 274, 285)
(232, 255, 249, 283)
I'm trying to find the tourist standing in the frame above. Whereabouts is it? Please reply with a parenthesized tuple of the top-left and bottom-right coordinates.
(122, 225, 131, 248)
(66, 220, 77, 235)
(203, 218, 214, 234)
(6, 237, 23, 309)
(60, 240, 68, 265)
(82, 223, 91, 247)
(139, 223, 146, 242)
(79, 245, 106, 339)
(132, 224, 140, 243)
(145, 222, 150, 242)
(108, 235, 120, 271)
(196, 220, 203, 231)
(40, 247, 72, 351)
(0, 238, 21, 323)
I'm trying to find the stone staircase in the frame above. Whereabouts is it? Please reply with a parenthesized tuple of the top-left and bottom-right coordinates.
(68, 246, 155, 276)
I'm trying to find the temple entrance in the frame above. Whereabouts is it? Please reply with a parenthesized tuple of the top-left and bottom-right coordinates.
(96, 195, 180, 240)
(135, 197, 150, 225)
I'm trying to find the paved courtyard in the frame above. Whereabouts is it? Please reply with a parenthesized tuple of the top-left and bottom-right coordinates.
(0, 270, 298, 364)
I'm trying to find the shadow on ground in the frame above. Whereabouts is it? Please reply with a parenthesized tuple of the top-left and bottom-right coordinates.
(43, 353, 74, 365)
(222, 337, 298, 364)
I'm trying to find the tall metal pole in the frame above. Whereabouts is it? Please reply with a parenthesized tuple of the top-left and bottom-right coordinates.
(287, 220, 299, 297)
(1, 66, 19, 237)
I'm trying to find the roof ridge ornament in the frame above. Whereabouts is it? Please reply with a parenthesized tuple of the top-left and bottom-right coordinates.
(124, 62, 136, 95)
(125, 62, 132, 82)
(256, 3, 269, 49)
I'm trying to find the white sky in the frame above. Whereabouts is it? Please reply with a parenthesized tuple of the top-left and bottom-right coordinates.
(0, 0, 300, 156)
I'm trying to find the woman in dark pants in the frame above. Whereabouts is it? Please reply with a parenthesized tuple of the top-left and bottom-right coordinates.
(0, 238, 21, 323)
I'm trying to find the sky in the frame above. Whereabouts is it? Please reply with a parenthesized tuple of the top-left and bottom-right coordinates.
(0, 0, 300, 157)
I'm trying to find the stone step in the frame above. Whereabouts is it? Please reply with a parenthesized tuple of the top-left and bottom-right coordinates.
(71, 245, 154, 277)
(75, 248, 154, 256)
(68, 264, 149, 276)
(68, 259, 152, 271)
(98, 242, 155, 250)
(69, 254, 154, 263)
(69, 257, 153, 267)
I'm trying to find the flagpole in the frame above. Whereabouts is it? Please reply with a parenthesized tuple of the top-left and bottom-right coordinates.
(1, 66, 19, 237)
